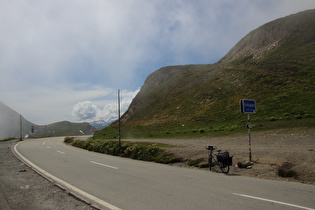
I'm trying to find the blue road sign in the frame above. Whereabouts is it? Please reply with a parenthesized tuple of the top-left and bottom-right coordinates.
(240, 99, 256, 114)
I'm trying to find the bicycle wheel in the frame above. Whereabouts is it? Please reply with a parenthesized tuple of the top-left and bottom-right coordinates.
(208, 155, 212, 171)
(218, 161, 230, 174)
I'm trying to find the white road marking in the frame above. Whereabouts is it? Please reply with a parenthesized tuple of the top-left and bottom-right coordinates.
(57, 150, 66, 155)
(14, 142, 121, 210)
(46, 146, 50, 149)
(90, 161, 119, 170)
(233, 193, 314, 210)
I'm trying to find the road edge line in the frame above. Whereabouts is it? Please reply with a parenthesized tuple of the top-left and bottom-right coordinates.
(233, 193, 314, 210)
(12, 141, 121, 210)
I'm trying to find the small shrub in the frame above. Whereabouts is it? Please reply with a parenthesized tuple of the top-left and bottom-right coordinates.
(72, 140, 84, 148)
(64, 136, 74, 144)
(69, 139, 182, 164)
(295, 114, 303, 119)
(155, 153, 183, 164)
(0, 137, 16, 142)
(81, 140, 91, 150)
(277, 168, 298, 179)
(188, 158, 205, 167)
(200, 163, 209, 168)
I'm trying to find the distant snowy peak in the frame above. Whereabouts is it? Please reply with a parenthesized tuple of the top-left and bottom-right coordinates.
(89, 119, 115, 130)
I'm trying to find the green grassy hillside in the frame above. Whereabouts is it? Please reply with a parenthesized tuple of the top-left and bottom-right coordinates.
(94, 9, 315, 139)
(35, 121, 94, 137)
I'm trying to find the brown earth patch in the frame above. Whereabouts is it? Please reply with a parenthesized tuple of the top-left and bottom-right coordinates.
(126, 127, 315, 185)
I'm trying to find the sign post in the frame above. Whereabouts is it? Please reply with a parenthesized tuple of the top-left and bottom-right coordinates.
(247, 113, 252, 161)
(240, 99, 256, 162)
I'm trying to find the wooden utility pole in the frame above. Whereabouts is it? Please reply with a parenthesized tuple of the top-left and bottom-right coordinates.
(118, 89, 121, 147)
(20, 115, 23, 141)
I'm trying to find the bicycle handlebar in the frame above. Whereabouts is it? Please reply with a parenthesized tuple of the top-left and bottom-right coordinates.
(206, 146, 216, 150)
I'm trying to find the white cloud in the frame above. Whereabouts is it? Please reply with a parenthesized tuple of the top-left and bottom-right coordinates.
(0, 0, 314, 124)
(72, 88, 140, 123)
(72, 101, 97, 121)
(94, 88, 140, 122)
(0, 85, 139, 124)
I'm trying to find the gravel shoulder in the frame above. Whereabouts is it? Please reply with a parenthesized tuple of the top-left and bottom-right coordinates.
(0, 140, 96, 210)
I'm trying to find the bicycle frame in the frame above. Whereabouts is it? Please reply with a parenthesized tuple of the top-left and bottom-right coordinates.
(206, 146, 230, 174)
(208, 149, 218, 167)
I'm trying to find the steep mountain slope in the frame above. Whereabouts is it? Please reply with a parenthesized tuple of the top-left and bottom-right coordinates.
(219, 9, 315, 63)
(95, 9, 315, 139)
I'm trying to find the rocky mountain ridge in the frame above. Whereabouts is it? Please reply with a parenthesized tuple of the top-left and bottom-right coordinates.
(219, 9, 315, 63)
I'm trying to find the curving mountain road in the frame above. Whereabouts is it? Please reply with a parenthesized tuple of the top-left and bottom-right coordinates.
(14, 137, 315, 210)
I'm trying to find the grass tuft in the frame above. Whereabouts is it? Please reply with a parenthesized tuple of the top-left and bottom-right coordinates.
(0, 137, 16, 142)
(277, 168, 299, 179)
(64, 136, 74, 144)
(188, 158, 205, 167)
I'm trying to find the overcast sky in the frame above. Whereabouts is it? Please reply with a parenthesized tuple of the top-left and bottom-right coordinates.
(1, 0, 314, 125)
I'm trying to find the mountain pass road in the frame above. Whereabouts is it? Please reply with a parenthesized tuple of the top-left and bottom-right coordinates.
(14, 137, 315, 210)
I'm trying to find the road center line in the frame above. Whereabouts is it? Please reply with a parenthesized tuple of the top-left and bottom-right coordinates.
(90, 161, 118, 170)
(57, 150, 66, 155)
(233, 193, 314, 210)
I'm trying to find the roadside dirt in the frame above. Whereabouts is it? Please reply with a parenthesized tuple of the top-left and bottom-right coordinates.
(0, 140, 96, 210)
(126, 127, 315, 185)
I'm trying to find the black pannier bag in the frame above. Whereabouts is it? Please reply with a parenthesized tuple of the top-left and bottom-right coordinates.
(217, 152, 233, 167)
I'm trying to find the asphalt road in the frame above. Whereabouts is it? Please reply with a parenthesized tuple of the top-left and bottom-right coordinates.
(14, 137, 315, 210)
